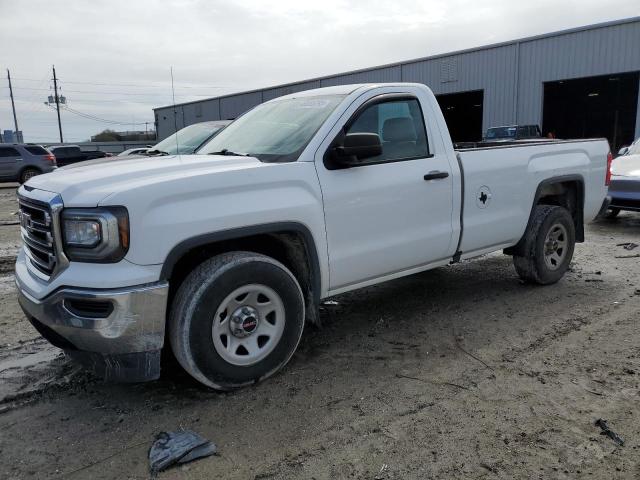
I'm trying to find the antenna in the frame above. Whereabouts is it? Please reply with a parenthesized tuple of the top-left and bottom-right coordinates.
(170, 66, 179, 154)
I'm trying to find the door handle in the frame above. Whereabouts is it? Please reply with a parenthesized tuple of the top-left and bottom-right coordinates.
(424, 171, 449, 181)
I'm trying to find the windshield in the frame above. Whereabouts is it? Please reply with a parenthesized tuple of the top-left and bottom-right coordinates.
(198, 95, 346, 162)
(629, 138, 640, 155)
(486, 127, 517, 139)
(152, 123, 225, 155)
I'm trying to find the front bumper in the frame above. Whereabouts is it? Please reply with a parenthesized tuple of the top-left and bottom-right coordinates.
(16, 277, 169, 382)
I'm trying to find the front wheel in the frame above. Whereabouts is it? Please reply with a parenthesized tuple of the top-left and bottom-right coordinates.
(169, 252, 305, 390)
(513, 205, 575, 285)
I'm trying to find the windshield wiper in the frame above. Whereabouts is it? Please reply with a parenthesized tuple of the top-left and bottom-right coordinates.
(207, 149, 249, 157)
(146, 149, 170, 156)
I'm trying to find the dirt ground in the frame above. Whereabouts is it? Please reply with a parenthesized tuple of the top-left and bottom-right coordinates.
(0, 185, 639, 479)
(0, 185, 21, 262)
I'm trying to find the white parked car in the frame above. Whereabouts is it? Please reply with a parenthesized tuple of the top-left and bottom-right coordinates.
(16, 83, 610, 389)
(145, 120, 231, 156)
(114, 121, 231, 160)
(606, 137, 640, 217)
(616, 137, 640, 157)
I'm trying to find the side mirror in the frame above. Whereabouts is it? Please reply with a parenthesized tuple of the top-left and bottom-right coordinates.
(329, 133, 382, 168)
(617, 146, 629, 157)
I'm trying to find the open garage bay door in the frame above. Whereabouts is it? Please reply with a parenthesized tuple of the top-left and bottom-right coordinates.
(436, 90, 484, 144)
(543, 72, 639, 152)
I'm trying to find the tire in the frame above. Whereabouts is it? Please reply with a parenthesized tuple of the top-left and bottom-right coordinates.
(605, 208, 620, 219)
(513, 205, 575, 285)
(169, 251, 305, 390)
(20, 168, 40, 184)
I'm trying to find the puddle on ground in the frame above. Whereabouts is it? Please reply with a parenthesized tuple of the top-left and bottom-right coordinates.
(0, 345, 61, 373)
(0, 340, 69, 404)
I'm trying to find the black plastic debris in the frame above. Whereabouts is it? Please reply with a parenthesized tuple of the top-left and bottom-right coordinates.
(595, 418, 624, 446)
(617, 242, 639, 251)
(149, 430, 217, 474)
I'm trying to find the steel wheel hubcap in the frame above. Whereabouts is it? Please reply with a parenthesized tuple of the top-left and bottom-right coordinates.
(212, 284, 285, 366)
(543, 223, 568, 271)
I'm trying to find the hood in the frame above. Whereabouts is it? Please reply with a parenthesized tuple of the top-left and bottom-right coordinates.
(25, 154, 262, 206)
(611, 154, 640, 178)
(59, 154, 150, 169)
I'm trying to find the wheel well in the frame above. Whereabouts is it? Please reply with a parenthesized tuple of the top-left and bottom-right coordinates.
(535, 180, 584, 242)
(165, 230, 320, 324)
(504, 178, 584, 256)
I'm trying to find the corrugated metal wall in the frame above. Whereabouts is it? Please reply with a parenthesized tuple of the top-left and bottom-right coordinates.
(319, 65, 402, 87)
(154, 18, 640, 141)
(263, 80, 322, 101)
(517, 20, 640, 126)
(402, 44, 519, 134)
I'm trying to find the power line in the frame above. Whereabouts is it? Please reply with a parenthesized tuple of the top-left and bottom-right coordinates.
(4, 71, 206, 137)
(4, 73, 50, 125)
(61, 81, 229, 90)
(0, 86, 53, 91)
(7, 77, 230, 89)
(11, 96, 157, 105)
(1, 85, 222, 98)
(55, 104, 152, 126)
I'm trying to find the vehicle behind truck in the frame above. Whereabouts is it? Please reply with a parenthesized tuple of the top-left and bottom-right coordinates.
(0, 143, 56, 183)
(484, 124, 542, 142)
(48, 145, 108, 167)
(144, 120, 231, 156)
(15, 83, 611, 389)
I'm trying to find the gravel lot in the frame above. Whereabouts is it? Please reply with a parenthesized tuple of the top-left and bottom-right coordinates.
(0, 185, 639, 479)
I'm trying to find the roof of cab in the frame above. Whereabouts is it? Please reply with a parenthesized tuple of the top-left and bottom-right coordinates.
(274, 82, 430, 101)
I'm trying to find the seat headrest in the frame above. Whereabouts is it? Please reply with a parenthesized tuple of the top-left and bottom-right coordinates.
(382, 117, 417, 142)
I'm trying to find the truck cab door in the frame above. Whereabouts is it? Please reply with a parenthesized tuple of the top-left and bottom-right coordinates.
(315, 93, 456, 292)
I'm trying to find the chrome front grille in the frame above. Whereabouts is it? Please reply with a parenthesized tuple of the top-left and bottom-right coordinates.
(19, 198, 57, 276)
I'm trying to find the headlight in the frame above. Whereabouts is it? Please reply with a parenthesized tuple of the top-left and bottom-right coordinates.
(64, 219, 101, 247)
(61, 207, 129, 262)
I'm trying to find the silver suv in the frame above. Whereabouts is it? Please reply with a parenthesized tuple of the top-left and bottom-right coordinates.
(0, 144, 56, 184)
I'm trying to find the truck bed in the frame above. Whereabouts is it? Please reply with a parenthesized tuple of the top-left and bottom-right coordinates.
(455, 138, 610, 258)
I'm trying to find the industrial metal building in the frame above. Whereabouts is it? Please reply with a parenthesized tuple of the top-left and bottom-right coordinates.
(154, 16, 640, 151)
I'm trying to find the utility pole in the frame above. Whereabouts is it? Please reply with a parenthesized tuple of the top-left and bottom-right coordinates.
(52, 65, 63, 143)
(7, 69, 19, 135)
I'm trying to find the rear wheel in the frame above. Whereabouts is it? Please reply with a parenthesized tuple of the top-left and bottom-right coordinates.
(513, 205, 575, 285)
(20, 168, 40, 184)
(169, 251, 305, 390)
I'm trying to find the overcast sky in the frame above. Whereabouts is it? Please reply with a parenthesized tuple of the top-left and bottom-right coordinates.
(0, 0, 638, 142)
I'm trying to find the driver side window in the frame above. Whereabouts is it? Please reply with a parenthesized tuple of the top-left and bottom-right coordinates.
(346, 98, 429, 164)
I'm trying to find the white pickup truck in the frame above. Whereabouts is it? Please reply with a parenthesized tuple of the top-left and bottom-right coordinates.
(16, 83, 611, 389)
